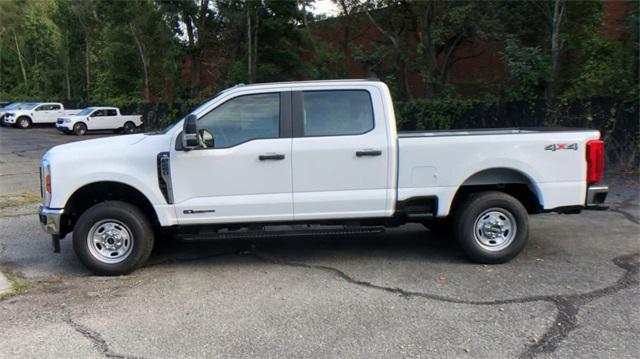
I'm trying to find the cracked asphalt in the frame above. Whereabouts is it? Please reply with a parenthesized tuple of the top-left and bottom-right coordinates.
(0, 125, 639, 358)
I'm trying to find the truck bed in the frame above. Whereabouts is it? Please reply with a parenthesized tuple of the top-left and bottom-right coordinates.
(396, 127, 601, 216)
(398, 127, 597, 138)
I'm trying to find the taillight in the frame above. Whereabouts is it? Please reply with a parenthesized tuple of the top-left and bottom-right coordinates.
(586, 139, 604, 184)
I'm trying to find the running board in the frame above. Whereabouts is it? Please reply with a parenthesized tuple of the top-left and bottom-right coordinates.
(177, 225, 385, 241)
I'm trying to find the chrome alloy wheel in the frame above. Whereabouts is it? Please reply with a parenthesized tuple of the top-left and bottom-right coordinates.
(472, 208, 517, 251)
(87, 220, 134, 264)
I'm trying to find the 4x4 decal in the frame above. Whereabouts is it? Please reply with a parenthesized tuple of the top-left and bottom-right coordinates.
(545, 143, 578, 151)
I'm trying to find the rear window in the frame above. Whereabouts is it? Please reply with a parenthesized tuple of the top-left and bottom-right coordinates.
(302, 90, 374, 137)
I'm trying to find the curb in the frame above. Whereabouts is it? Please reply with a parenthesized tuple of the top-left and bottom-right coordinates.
(0, 271, 12, 296)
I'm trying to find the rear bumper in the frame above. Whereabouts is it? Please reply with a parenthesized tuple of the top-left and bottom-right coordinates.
(585, 185, 608, 209)
(39, 205, 64, 235)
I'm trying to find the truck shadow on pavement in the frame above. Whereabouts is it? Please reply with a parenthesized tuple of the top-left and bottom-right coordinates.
(145, 226, 639, 359)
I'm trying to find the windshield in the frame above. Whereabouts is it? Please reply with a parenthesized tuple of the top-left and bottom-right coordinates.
(2, 103, 21, 110)
(77, 107, 95, 116)
(16, 103, 38, 110)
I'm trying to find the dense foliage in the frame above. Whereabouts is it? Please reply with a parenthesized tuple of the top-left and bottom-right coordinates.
(1, 0, 637, 104)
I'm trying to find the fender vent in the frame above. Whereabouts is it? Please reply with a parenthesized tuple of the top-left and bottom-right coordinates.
(157, 152, 173, 204)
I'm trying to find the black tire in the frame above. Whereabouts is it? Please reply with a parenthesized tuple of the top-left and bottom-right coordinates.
(123, 121, 136, 134)
(73, 201, 155, 275)
(73, 122, 87, 136)
(17, 116, 31, 129)
(454, 191, 528, 264)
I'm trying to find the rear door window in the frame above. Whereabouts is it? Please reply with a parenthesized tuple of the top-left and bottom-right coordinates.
(301, 90, 374, 137)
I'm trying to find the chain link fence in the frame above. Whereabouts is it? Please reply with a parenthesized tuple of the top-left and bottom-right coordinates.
(62, 97, 638, 168)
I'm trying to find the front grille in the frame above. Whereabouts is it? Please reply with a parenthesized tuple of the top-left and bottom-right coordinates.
(57, 119, 64, 124)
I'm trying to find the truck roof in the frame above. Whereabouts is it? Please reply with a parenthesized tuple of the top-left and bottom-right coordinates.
(223, 79, 384, 92)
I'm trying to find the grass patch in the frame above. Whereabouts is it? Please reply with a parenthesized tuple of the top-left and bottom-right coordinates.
(0, 192, 41, 209)
(0, 268, 31, 299)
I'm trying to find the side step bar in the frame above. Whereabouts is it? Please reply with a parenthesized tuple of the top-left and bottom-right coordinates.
(177, 225, 385, 241)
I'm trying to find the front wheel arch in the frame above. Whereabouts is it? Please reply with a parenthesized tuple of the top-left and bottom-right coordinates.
(61, 181, 160, 238)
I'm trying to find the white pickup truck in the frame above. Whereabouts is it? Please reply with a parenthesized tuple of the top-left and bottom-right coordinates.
(3, 102, 81, 128)
(56, 106, 143, 135)
(38, 80, 608, 275)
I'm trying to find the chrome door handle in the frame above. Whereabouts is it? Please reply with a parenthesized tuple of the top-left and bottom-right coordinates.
(355, 150, 382, 157)
(259, 154, 285, 161)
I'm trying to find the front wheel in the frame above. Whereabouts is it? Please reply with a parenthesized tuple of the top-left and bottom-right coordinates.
(73, 201, 155, 275)
(454, 191, 529, 264)
(17, 117, 31, 129)
(73, 122, 87, 136)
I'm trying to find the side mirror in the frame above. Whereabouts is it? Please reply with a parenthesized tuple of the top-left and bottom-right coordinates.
(182, 114, 200, 150)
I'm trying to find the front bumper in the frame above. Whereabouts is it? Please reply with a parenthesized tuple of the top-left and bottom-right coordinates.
(3, 116, 15, 124)
(585, 185, 608, 209)
(39, 205, 64, 235)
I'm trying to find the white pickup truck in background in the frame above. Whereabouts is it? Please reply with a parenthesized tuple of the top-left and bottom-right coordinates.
(56, 106, 143, 135)
(3, 102, 81, 128)
(38, 80, 608, 275)
(0, 102, 23, 125)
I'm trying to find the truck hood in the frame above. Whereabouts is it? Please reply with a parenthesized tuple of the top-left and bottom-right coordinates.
(47, 134, 148, 156)
(4, 110, 28, 116)
(43, 132, 173, 170)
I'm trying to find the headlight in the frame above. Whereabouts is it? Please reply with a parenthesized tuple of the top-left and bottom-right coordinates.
(64, 118, 71, 123)
(41, 159, 51, 206)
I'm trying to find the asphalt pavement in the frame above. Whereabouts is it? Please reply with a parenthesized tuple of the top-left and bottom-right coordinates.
(0, 124, 638, 358)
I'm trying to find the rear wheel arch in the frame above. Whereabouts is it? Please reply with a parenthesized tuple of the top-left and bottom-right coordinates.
(450, 168, 543, 215)
(61, 181, 160, 237)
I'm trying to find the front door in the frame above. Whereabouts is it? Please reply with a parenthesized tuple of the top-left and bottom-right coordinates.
(87, 109, 106, 130)
(291, 88, 390, 220)
(170, 91, 293, 225)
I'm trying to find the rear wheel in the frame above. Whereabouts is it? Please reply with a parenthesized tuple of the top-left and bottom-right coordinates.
(17, 117, 31, 129)
(73, 201, 154, 275)
(454, 191, 528, 264)
(123, 121, 136, 134)
(73, 122, 87, 136)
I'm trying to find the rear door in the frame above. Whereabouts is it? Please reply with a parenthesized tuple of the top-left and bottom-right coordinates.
(291, 87, 390, 220)
(33, 104, 57, 123)
(103, 109, 120, 128)
(49, 104, 64, 123)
